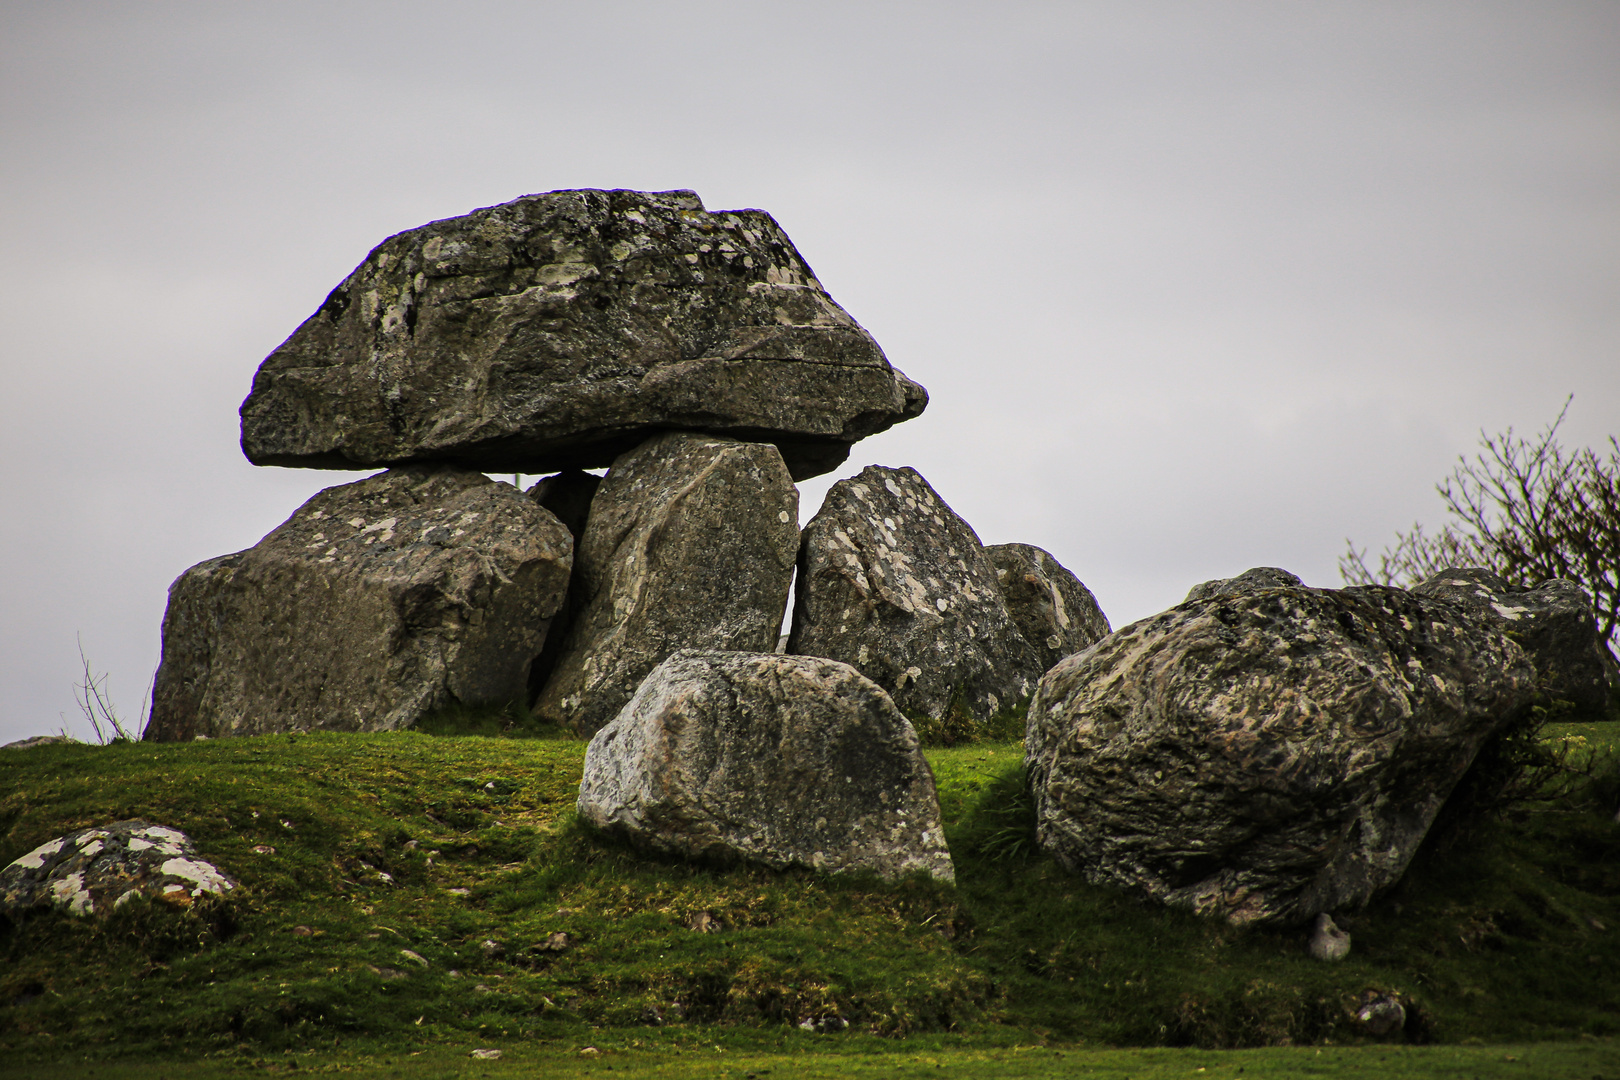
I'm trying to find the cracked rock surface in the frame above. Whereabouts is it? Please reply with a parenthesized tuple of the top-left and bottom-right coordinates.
(578, 650, 953, 882)
(533, 432, 799, 736)
(1026, 581, 1536, 926)
(1, 820, 235, 919)
(240, 188, 926, 482)
(146, 465, 572, 739)
(788, 466, 1042, 722)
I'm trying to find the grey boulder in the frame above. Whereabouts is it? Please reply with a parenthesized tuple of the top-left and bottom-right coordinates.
(985, 543, 1110, 673)
(578, 649, 953, 882)
(788, 466, 1042, 723)
(1026, 582, 1536, 926)
(240, 188, 927, 482)
(147, 465, 572, 740)
(533, 432, 799, 736)
(2, 821, 235, 918)
(1412, 567, 1615, 720)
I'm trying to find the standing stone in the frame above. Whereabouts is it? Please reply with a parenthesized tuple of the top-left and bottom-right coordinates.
(1412, 567, 1615, 720)
(985, 543, 1111, 673)
(532, 433, 799, 736)
(1026, 582, 1536, 926)
(240, 188, 927, 482)
(578, 650, 953, 882)
(146, 466, 572, 740)
(788, 466, 1042, 722)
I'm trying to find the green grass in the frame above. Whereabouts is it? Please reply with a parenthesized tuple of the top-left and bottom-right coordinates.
(1, 721, 1618, 1077)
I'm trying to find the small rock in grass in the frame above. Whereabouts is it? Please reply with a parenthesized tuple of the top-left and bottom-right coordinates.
(291, 925, 314, 937)
(1353, 991, 1406, 1036)
(1308, 914, 1351, 961)
(400, 949, 428, 966)
(480, 939, 505, 958)
(251, 845, 275, 855)
(470, 1048, 502, 1060)
(580, 1046, 600, 1057)
(686, 911, 722, 933)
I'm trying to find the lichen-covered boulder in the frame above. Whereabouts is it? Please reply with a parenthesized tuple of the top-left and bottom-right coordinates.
(1026, 583, 1536, 926)
(240, 188, 927, 482)
(1, 821, 235, 918)
(788, 466, 1042, 722)
(533, 433, 799, 735)
(985, 543, 1110, 673)
(147, 465, 572, 740)
(1184, 566, 1304, 602)
(578, 650, 953, 882)
(1412, 567, 1615, 720)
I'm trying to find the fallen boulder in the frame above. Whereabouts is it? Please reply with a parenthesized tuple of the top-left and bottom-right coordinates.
(1026, 582, 1536, 925)
(147, 465, 572, 739)
(240, 188, 927, 482)
(532, 433, 799, 735)
(985, 543, 1110, 673)
(1, 821, 235, 918)
(1412, 567, 1614, 720)
(788, 466, 1042, 723)
(578, 649, 953, 882)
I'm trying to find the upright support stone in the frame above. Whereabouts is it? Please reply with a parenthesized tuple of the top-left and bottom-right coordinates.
(146, 466, 572, 739)
(533, 432, 799, 735)
(788, 466, 1042, 722)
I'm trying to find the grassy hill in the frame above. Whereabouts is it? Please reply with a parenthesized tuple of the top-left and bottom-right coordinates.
(1, 717, 1618, 1076)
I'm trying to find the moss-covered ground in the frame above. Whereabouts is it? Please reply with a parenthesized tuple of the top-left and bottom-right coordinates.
(1, 721, 1617, 1077)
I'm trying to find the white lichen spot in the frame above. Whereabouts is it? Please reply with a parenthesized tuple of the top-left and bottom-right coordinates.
(1490, 602, 1528, 621)
(935, 598, 949, 612)
(347, 518, 365, 529)
(159, 857, 234, 895)
(12, 838, 64, 870)
(777, 511, 791, 523)
(51, 872, 94, 915)
(885, 478, 903, 496)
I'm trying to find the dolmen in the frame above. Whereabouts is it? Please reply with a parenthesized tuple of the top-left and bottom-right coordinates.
(148, 189, 936, 740)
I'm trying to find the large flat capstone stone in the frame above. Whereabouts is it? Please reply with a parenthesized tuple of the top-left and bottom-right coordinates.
(532, 432, 799, 735)
(578, 650, 954, 882)
(788, 466, 1043, 722)
(240, 188, 927, 482)
(146, 466, 572, 739)
(1025, 579, 1536, 926)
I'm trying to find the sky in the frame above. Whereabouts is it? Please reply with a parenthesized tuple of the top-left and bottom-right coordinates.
(2, 2, 1617, 745)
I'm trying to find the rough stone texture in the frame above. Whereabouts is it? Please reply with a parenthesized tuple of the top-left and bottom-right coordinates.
(240, 188, 927, 482)
(985, 543, 1111, 673)
(147, 466, 572, 740)
(578, 649, 953, 882)
(532, 433, 799, 735)
(1308, 913, 1351, 961)
(788, 466, 1043, 722)
(1412, 567, 1614, 720)
(1026, 583, 1536, 926)
(1, 821, 235, 919)
(1184, 566, 1304, 603)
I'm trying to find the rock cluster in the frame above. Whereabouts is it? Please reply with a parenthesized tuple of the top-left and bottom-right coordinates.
(1, 821, 235, 919)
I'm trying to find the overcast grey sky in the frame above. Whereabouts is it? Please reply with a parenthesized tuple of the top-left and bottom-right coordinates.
(2, 2, 1617, 744)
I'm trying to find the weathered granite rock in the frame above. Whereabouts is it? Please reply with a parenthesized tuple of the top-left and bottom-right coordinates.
(1026, 583, 1536, 926)
(533, 433, 799, 735)
(1, 821, 235, 919)
(1412, 567, 1614, 719)
(578, 649, 953, 882)
(1308, 913, 1351, 961)
(147, 465, 572, 740)
(788, 466, 1042, 722)
(1184, 566, 1303, 603)
(240, 188, 927, 482)
(985, 543, 1110, 673)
